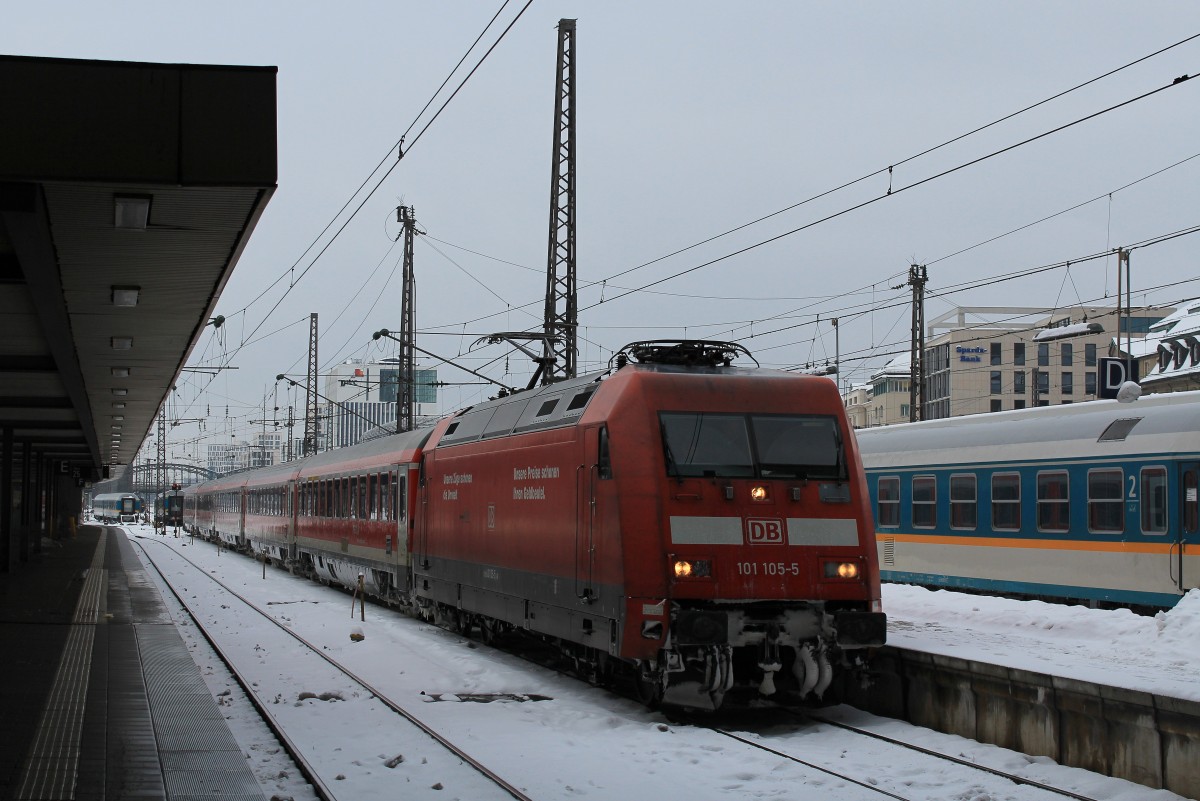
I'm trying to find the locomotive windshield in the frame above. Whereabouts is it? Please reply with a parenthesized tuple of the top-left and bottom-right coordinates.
(660, 412, 844, 480)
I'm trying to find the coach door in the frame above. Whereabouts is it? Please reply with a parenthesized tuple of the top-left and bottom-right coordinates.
(287, 481, 298, 562)
(575, 429, 600, 602)
(1179, 463, 1199, 591)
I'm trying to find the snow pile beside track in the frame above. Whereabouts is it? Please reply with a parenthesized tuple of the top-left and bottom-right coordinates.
(883, 584, 1200, 701)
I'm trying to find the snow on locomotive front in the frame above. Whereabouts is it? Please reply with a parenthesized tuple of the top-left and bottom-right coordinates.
(607, 341, 885, 709)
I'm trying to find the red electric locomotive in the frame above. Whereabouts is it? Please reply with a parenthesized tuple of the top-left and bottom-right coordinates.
(414, 341, 885, 709)
(189, 340, 884, 710)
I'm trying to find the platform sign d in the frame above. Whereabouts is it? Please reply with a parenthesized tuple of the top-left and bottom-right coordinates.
(1098, 357, 1137, 399)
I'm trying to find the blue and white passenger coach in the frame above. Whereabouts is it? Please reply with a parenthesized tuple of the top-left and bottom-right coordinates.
(855, 391, 1200, 608)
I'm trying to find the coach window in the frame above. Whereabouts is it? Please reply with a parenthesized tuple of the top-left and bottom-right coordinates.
(991, 473, 1021, 531)
(1088, 468, 1124, 533)
(342, 477, 351, 518)
(950, 474, 977, 530)
(397, 474, 408, 524)
(359, 475, 369, 520)
(877, 477, 900, 527)
(1140, 466, 1167, 534)
(1037, 471, 1069, 532)
(912, 475, 936, 529)
(380, 473, 391, 521)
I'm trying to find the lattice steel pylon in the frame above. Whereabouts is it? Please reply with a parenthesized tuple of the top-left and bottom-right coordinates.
(908, 263, 928, 422)
(155, 411, 166, 527)
(397, 206, 417, 433)
(542, 18, 578, 383)
(303, 312, 319, 456)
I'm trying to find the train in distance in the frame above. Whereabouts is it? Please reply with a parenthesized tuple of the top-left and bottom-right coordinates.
(180, 339, 887, 711)
(92, 492, 143, 524)
(855, 390, 1200, 611)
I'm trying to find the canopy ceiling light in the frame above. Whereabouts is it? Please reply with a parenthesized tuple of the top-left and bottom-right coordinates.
(112, 402, 126, 409)
(111, 388, 128, 396)
(111, 337, 133, 350)
(111, 367, 130, 377)
(111, 286, 140, 307)
(113, 194, 151, 230)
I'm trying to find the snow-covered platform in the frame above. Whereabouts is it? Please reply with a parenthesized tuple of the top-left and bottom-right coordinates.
(0, 524, 269, 801)
(843, 585, 1200, 798)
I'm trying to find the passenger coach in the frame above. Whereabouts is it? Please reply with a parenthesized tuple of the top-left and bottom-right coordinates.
(856, 391, 1200, 608)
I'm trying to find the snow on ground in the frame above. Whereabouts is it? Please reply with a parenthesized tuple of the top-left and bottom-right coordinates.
(883, 583, 1200, 702)
(126, 524, 1195, 801)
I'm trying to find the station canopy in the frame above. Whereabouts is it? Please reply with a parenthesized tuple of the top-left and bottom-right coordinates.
(0, 55, 277, 481)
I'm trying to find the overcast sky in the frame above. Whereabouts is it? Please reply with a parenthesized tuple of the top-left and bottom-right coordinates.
(6, 2, 1200, 460)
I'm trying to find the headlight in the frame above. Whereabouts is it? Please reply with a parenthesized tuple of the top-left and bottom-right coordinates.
(673, 559, 712, 578)
(823, 560, 861, 579)
(750, 485, 769, 502)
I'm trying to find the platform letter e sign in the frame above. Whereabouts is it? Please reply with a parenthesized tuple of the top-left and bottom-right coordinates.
(746, 518, 784, 544)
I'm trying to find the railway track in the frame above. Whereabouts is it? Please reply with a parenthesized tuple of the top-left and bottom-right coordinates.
(802, 710, 1102, 801)
(709, 710, 1106, 801)
(133, 536, 533, 801)
(134, 531, 1159, 801)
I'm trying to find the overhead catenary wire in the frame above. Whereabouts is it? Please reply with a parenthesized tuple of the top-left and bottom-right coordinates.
(176, 33, 1200, 459)
(577, 71, 1197, 315)
(414, 64, 1200, 340)
(222, 0, 536, 365)
(232, 0, 523, 321)
(578, 32, 1200, 294)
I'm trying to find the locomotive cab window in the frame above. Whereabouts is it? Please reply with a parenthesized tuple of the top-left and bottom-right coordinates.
(658, 412, 844, 480)
(751, 415, 842, 479)
(660, 412, 753, 478)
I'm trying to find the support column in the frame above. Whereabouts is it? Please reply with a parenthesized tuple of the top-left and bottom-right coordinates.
(46, 460, 57, 541)
(20, 442, 31, 562)
(1, 427, 11, 571)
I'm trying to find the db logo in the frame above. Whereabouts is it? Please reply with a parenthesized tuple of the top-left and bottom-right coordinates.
(745, 518, 785, 544)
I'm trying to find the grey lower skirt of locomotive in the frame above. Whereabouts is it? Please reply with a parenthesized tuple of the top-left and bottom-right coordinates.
(643, 600, 887, 710)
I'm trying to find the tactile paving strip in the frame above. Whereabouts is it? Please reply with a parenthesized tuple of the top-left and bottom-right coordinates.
(12, 531, 107, 800)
